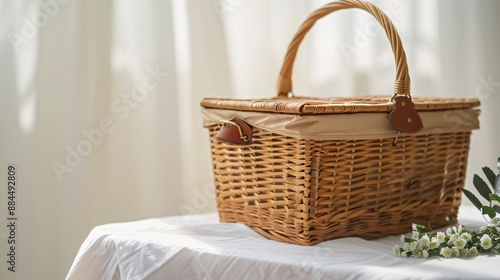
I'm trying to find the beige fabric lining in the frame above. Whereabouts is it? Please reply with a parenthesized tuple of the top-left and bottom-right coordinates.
(202, 108, 480, 140)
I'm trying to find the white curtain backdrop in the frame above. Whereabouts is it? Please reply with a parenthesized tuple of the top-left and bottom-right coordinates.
(0, 0, 499, 279)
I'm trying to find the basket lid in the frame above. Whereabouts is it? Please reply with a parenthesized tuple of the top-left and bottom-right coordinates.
(200, 96, 480, 115)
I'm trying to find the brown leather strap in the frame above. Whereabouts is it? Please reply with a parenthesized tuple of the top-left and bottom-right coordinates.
(276, 0, 410, 97)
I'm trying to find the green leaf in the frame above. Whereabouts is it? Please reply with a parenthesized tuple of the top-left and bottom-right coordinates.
(414, 224, 424, 231)
(403, 237, 413, 243)
(483, 166, 497, 190)
(474, 174, 492, 201)
(482, 206, 497, 219)
(462, 188, 484, 211)
(490, 193, 500, 204)
(493, 205, 500, 214)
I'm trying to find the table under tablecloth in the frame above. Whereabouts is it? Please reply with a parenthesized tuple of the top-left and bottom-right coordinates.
(66, 204, 500, 280)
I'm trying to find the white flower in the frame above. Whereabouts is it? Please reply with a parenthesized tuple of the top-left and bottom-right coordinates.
(429, 239, 439, 249)
(436, 232, 446, 244)
(468, 246, 479, 257)
(394, 245, 401, 256)
(447, 233, 459, 247)
(422, 249, 429, 258)
(447, 237, 456, 247)
(479, 225, 487, 232)
(460, 232, 472, 242)
(412, 231, 420, 240)
(449, 233, 459, 242)
(440, 247, 453, 258)
(393, 221, 500, 259)
(419, 235, 431, 249)
(454, 238, 467, 249)
(480, 234, 493, 250)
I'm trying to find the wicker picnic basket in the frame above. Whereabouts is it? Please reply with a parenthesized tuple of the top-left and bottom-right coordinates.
(201, 0, 480, 245)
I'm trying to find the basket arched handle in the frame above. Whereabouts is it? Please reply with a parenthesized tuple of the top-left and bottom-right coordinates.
(276, 0, 410, 98)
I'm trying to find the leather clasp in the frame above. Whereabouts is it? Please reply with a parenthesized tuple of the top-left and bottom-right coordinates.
(216, 118, 253, 145)
(389, 96, 423, 133)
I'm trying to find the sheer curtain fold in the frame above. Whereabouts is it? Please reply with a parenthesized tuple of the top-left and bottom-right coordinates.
(0, 1, 499, 279)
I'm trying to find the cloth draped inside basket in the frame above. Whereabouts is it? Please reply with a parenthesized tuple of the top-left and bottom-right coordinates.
(202, 108, 480, 140)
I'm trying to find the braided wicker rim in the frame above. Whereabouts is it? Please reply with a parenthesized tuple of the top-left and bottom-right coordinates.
(201, 97, 480, 114)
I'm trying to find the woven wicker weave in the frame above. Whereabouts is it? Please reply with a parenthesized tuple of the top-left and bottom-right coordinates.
(201, 0, 480, 245)
(208, 127, 472, 245)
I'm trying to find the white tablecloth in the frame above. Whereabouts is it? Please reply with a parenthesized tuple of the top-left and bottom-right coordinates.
(66, 205, 500, 280)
